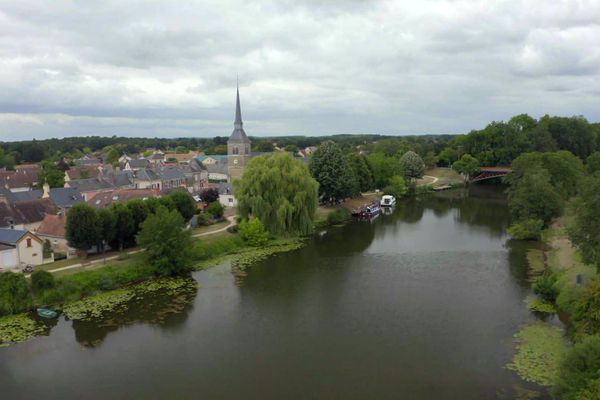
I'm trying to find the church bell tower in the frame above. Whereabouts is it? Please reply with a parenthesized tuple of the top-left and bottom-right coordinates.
(227, 84, 251, 181)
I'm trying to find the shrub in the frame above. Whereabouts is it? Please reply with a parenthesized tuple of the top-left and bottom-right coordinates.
(507, 219, 544, 240)
(572, 281, 600, 338)
(555, 335, 600, 400)
(0, 272, 32, 316)
(30, 270, 55, 293)
(42, 239, 52, 258)
(533, 273, 559, 302)
(196, 212, 212, 226)
(326, 208, 352, 225)
(206, 201, 224, 218)
(239, 219, 271, 246)
(191, 235, 245, 261)
(383, 175, 408, 199)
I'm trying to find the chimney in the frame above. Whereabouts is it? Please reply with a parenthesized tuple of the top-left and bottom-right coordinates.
(42, 180, 50, 198)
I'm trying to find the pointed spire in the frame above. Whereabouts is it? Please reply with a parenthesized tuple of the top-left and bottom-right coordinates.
(228, 79, 250, 144)
(234, 80, 243, 129)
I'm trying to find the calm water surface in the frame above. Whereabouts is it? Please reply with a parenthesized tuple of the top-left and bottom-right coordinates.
(0, 186, 552, 399)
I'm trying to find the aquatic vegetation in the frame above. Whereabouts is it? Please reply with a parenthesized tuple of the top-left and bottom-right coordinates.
(63, 289, 135, 321)
(526, 296, 557, 314)
(507, 324, 568, 386)
(233, 239, 304, 271)
(0, 314, 47, 346)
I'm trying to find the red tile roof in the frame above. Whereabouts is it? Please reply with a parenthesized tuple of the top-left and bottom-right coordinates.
(36, 214, 67, 238)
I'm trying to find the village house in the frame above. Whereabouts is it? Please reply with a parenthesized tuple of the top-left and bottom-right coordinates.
(124, 158, 151, 171)
(0, 228, 45, 271)
(158, 166, 187, 190)
(36, 213, 74, 258)
(64, 165, 101, 182)
(87, 188, 156, 208)
(163, 151, 198, 165)
(0, 168, 39, 192)
(0, 190, 58, 230)
(132, 168, 162, 190)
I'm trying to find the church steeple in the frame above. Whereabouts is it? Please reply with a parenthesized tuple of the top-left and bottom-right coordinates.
(229, 82, 250, 143)
(227, 82, 251, 182)
(234, 84, 243, 130)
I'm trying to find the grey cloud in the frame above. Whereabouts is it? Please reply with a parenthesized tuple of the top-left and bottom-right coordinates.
(0, 0, 599, 141)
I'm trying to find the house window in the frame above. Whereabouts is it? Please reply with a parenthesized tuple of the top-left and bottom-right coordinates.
(233, 147, 239, 155)
(26, 238, 32, 248)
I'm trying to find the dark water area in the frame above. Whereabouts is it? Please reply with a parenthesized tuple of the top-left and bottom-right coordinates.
(0, 186, 553, 399)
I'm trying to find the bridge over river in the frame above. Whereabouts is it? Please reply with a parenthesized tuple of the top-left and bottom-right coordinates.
(470, 166, 512, 183)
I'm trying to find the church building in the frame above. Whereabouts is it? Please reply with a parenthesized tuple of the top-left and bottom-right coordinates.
(227, 86, 251, 181)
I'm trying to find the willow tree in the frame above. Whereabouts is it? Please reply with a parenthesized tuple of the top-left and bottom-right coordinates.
(234, 153, 319, 236)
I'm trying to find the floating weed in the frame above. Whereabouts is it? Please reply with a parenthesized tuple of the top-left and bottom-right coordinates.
(507, 324, 568, 387)
(0, 314, 47, 346)
(233, 239, 305, 271)
(63, 289, 135, 321)
(63, 277, 197, 322)
(526, 296, 557, 314)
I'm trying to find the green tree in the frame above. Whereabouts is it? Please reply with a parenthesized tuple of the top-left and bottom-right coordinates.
(0, 272, 32, 316)
(587, 152, 600, 174)
(399, 151, 425, 182)
(507, 219, 544, 240)
(206, 201, 224, 218)
(111, 203, 134, 250)
(555, 335, 600, 400)
(437, 147, 458, 167)
(569, 174, 600, 271)
(383, 175, 408, 199)
(0, 147, 15, 170)
(126, 198, 150, 233)
(167, 191, 196, 221)
(239, 218, 270, 246)
(30, 270, 55, 293)
(347, 153, 374, 192)
(37, 160, 64, 188)
(367, 152, 402, 188)
(235, 153, 318, 236)
(96, 208, 116, 251)
(66, 203, 100, 253)
(508, 168, 563, 225)
(137, 206, 193, 276)
(452, 154, 480, 181)
(104, 147, 120, 165)
(310, 141, 358, 202)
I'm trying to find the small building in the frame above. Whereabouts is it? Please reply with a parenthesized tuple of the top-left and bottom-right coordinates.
(36, 214, 75, 258)
(87, 188, 156, 208)
(124, 159, 151, 171)
(0, 228, 44, 270)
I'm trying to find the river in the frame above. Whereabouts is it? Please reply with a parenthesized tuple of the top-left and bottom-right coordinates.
(0, 186, 552, 399)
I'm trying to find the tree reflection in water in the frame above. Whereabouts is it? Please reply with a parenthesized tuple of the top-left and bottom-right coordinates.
(71, 278, 197, 347)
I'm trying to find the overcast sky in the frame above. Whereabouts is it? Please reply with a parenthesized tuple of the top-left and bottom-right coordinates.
(1, 0, 599, 141)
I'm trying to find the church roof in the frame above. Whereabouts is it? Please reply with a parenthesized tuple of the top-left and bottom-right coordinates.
(228, 86, 251, 144)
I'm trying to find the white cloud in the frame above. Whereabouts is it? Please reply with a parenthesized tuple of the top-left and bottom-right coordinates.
(0, 0, 599, 140)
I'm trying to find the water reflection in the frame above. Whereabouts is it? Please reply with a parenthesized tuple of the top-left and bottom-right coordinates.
(71, 279, 197, 347)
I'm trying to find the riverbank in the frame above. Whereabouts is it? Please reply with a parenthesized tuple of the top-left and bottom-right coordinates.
(508, 208, 599, 391)
(0, 230, 305, 346)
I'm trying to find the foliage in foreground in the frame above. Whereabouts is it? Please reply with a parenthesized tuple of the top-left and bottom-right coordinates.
(532, 273, 559, 303)
(0, 273, 32, 317)
(235, 153, 319, 236)
(571, 280, 600, 339)
(555, 335, 600, 400)
(568, 173, 600, 273)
